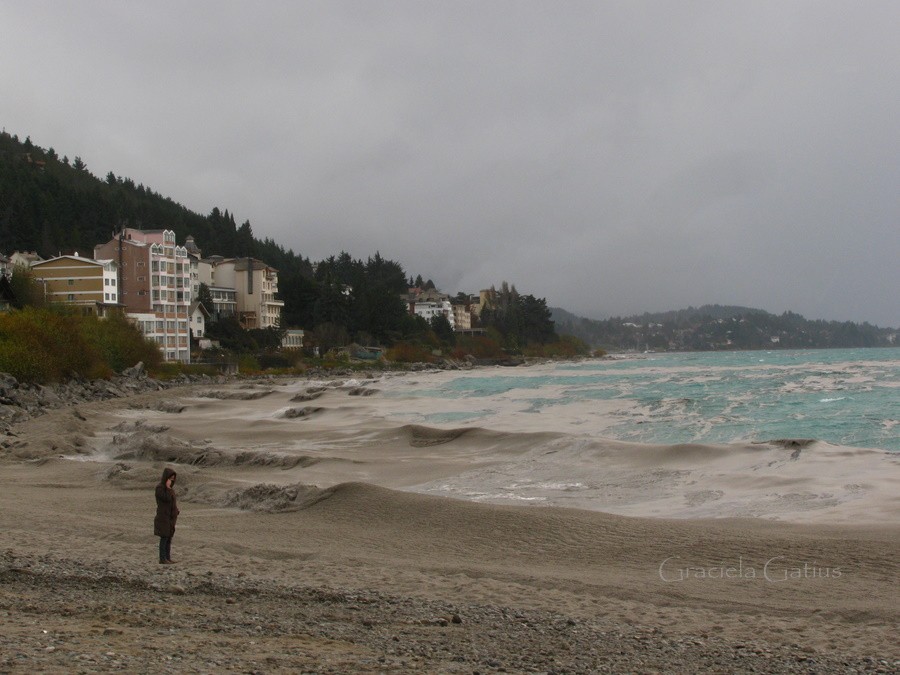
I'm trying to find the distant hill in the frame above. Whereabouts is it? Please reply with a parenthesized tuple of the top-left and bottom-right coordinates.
(551, 304, 897, 351)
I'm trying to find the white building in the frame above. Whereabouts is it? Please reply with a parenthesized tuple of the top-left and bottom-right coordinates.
(94, 228, 191, 363)
(408, 288, 455, 330)
(281, 329, 305, 349)
(190, 301, 211, 339)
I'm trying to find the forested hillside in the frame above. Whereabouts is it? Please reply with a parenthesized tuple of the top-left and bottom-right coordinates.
(0, 130, 561, 352)
(551, 305, 897, 351)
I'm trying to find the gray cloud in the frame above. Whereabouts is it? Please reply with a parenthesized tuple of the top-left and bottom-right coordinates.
(2, 1, 897, 325)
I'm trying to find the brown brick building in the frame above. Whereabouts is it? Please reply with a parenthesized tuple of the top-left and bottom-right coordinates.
(94, 229, 191, 363)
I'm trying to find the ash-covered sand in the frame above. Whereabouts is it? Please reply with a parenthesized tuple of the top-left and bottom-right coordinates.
(1, 376, 898, 673)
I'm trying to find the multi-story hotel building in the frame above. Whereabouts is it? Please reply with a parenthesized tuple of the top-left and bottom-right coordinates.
(186, 253, 236, 320)
(94, 228, 191, 363)
(211, 257, 283, 329)
(451, 303, 472, 331)
(30, 255, 119, 315)
(406, 288, 455, 330)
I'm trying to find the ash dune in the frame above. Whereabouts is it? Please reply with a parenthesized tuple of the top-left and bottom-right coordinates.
(1, 372, 898, 668)
(70, 376, 900, 525)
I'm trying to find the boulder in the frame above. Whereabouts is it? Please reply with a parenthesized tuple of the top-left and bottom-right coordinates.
(120, 362, 145, 379)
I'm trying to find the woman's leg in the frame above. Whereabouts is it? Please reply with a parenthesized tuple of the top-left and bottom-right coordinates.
(159, 536, 169, 563)
(165, 535, 173, 562)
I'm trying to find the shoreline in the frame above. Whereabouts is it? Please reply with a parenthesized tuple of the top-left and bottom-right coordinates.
(1, 457, 897, 672)
(1, 371, 898, 672)
(2, 543, 895, 674)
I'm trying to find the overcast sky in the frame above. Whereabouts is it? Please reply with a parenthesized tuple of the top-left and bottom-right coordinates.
(2, 1, 898, 326)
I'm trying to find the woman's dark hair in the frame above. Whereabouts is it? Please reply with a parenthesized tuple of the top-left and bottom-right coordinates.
(158, 467, 177, 486)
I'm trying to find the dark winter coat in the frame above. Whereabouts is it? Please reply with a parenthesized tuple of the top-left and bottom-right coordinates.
(154, 468, 180, 537)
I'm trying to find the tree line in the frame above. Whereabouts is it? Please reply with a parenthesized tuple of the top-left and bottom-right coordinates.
(0, 131, 568, 355)
(551, 304, 897, 351)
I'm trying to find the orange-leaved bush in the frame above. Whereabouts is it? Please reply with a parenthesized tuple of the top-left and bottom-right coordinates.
(0, 307, 160, 383)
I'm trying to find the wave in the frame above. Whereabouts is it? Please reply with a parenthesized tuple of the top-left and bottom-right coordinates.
(106, 428, 317, 469)
(195, 389, 275, 400)
(78, 373, 899, 525)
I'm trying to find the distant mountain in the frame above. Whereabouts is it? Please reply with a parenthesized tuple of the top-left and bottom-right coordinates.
(551, 304, 898, 351)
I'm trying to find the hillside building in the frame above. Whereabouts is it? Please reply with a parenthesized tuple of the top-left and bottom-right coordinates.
(94, 228, 191, 363)
(30, 255, 119, 316)
(451, 303, 472, 331)
(211, 257, 283, 329)
(406, 287, 455, 329)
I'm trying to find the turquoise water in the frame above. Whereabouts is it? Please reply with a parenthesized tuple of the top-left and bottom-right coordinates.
(402, 348, 900, 451)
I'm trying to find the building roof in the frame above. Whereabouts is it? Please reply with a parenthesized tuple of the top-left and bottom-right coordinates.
(183, 235, 202, 256)
(233, 257, 277, 273)
(189, 300, 211, 317)
(415, 288, 449, 302)
(31, 255, 113, 267)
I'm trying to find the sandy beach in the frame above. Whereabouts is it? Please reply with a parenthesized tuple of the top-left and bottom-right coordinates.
(1, 375, 898, 673)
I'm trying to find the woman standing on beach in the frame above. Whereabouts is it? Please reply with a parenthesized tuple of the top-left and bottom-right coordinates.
(154, 468, 180, 564)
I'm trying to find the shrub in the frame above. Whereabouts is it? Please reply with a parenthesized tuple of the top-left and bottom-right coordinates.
(257, 352, 292, 370)
(0, 307, 162, 383)
(522, 334, 590, 358)
(79, 312, 162, 373)
(0, 307, 101, 382)
(384, 341, 435, 363)
(450, 335, 505, 360)
(238, 354, 261, 374)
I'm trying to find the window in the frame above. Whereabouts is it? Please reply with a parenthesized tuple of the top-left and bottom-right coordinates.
(68, 279, 74, 286)
(67, 294, 75, 301)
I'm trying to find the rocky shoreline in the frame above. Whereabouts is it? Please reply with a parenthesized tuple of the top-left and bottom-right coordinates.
(2, 550, 894, 674)
(0, 357, 491, 437)
(0, 364, 390, 438)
